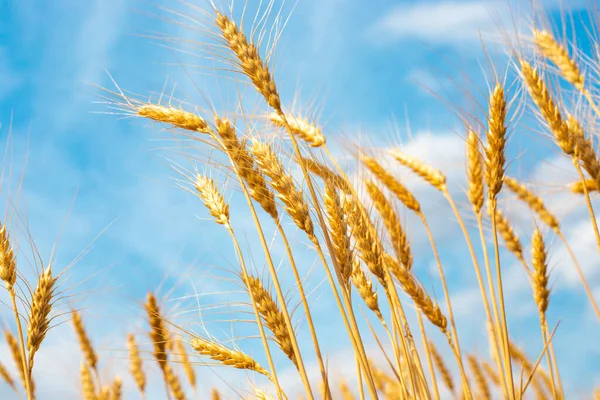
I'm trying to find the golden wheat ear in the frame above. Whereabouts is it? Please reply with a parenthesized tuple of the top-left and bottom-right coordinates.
(0, 361, 16, 391)
(268, 112, 326, 147)
(533, 30, 585, 91)
(127, 334, 146, 396)
(190, 337, 271, 377)
(72, 310, 99, 372)
(145, 292, 170, 372)
(467, 355, 491, 399)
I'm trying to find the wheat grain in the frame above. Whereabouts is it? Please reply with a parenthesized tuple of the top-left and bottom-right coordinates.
(485, 83, 508, 200)
(246, 276, 297, 367)
(389, 151, 446, 190)
(195, 175, 230, 226)
(531, 229, 550, 315)
(504, 177, 559, 232)
(175, 335, 196, 389)
(127, 334, 145, 395)
(534, 30, 585, 90)
(190, 337, 270, 377)
(268, 112, 325, 147)
(137, 104, 209, 133)
(72, 310, 98, 371)
(27, 266, 58, 373)
(467, 130, 485, 214)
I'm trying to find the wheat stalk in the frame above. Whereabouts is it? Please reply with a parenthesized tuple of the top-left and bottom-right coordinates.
(190, 337, 270, 377)
(268, 112, 325, 147)
(127, 334, 145, 395)
(72, 310, 98, 372)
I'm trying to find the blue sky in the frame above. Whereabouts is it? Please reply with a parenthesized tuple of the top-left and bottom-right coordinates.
(1, 0, 599, 398)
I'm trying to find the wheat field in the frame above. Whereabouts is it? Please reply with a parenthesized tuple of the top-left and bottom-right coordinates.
(1, 0, 600, 399)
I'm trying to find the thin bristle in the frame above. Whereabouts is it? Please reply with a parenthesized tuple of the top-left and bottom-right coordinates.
(323, 181, 353, 285)
(216, 12, 282, 113)
(504, 176, 559, 233)
(520, 61, 574, 156)
(250, 140, 315, 240)
(175, 336, 196, 389)
(268, 112, 326, 147)
(351, 259, 383, 319)
(484, 83, 508, 200)
(246, 276, 297, 368)
(0, 224, 17, 290)
(27, 266, 58, 372)
(430, 341, 454, 393)
(467, 130, 485, 214)
(72, 310, 98, 371)
(534, 30, 585, 90)
(195, 175, 230, 226)
(389, 151, 446, 190)
(137, 104, 209, 133)
(532, 229, 550, 316)
(145, 292, 170, 372)
(127, 334, 146, 395)
(190, 337, 270, 377)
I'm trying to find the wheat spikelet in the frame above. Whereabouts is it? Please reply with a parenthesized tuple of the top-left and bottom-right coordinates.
(361, 155, 421, 212)
(72, 310, 98, 371)
(567, 115, 600, 188)
(211, 388, 221, 400)
(323, 180, 353, 285)
(175, 336, 196, 389)
(467, 355, 491, 399)
(145, 292, 169, 372)
(127, 334, 145, 394)
(384, 254, 448, 332)
(534, 30, 585, 90)
(487, 204, 523, 261)
(250, 140, 315, 240)
(109, 378, 122, 400)
(531, 229, 550, 316)
(389, 150, 446, 190)
(137, 104, 209, 133)
(195, 175, 230, 226)
(215, 118, 278, 219)
(190, 337, 270, 377)
(80, 362, 96, 400)
(5, 330, 28, 391)
(342, 194, 384, 281)
(570, 179, 597, 194)
(504, 176, 559, 232)
(0, 224, 17, 290)
(215, 12, 282, 113)
(430, 341, 454, 393)
(485, 83, 508, 200)
(481, 360, 501, 387)
(467, 130, 485, 214)
(339, 380, 355, 400)
(165, 364, 186, 400)
(351, 259, 383, 319)
(520, 61, 573, 156)
(365, 180, 412, 271)
(302, 157, 352, 193)
(246, 276, 297, 367)
(268, 112, 325, 147)
(27, 266, 58, 372)
(0, 361, 15, 391)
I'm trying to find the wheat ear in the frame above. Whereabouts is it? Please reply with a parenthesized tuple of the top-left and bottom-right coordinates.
(211, 389, 221, 400)
(323, 181, 353, 285)
(145, 293, 169, 372)
(534, 30, 585, 90)
(531, 229, 550, 316)
(430, 341, 454, 394)
(0, 361, 16, 391)
(164, 364, 186, 400)
(127, 334, 146, 396)
(504, 177, 559, 233)
(137, 104, 209, 133)
(5, 330, 31, 392)
(190, 337, 270, 377)
(467, 130, 485, 214)
(570, 179, 597, 194)
(109, 378, 122, 400)
(268, 112, 326, 147)
(568, 116, 600, 187)
(302, 157, 352, 193)
(389, 151, 446, 190)
(350, 259, 383, 319)
(72, 310, 98, 372)
(195, 175, 230, 226)
(487, 205, 525, 265)
(468, 355, 491, 399)
(175, 335, 196, 389)
(80, 362, 96, 400)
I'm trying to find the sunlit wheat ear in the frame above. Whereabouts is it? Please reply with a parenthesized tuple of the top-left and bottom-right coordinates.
(302, 157, 352, 193)
(361, 155, 421, 213)
(520, 61, 574, 156)
(504, 177, 559, 233)
(384, 255, 448, 332)
(72, 310, 98, 371)
(531, 229, 550, 316)
(485, 83, 508, 200)
(5, 330, 29, 391)
(109, 377, 122, 400)
(98, 386, 110, 400)
(487, 204, 524, 262)
(80, 362, 95, 400)
(350, 259, 383, 319)
(137, 104, 210, 133)
(0, 225, 17, 290)
(215, 11, 282, 113)
(568, 115, 600, 186)
(190, 337, 270, 377)
(339, 380, 354, 400)
(246, 276, 298, 368)
(389, 151, 446, 190)
(467, 355, 491, 399)
(175, 335, 196, 389)
(27, 266, 58, 372)
(430, 341, 454, 394)
(195, 174, 230, 226)
(268, 112, 326, 147)
(467, 130, 485, 214)
(250, 140, 315, 240)
(127, 334, 146, 395)
(533, 30, 585, 90)
(323, 180, 353, 285)
(0, 362, 15, 391)
(164, 364, 186, 400)
(215, 117, 279, 219)
(145, 292, 170, 372)
(211, 388, 221, 400)
(365, 180, 413, 271)
(342, 194, 385, 282)
(482, 359, 501, 388)
(570, 178, 597, 194)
